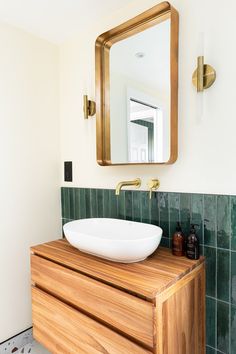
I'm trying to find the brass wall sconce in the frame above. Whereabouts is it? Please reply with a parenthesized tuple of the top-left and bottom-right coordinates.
(192, 56, 216, 92)
(83, 95, 96, 119)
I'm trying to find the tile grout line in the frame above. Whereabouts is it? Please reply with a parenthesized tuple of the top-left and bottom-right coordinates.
(202, 194, 205, 255)
(102, 189, 105, 217)
(206, 295, 231, 306)
(73, 188, 75, 220)
(132, 191, 134, 221)
(216, 195, 218, 351)
(206, 344, 225, 354)
(229, 196, 232, 354)
(168, 193, 171, 247)
(178, 193, 181, 225)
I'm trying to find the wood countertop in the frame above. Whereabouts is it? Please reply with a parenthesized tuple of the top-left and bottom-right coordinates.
(31, 239, 204, 301)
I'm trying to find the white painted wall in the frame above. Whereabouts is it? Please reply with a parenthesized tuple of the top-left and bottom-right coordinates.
(0, 23, 61, 342)
(60, 0, 236, 195)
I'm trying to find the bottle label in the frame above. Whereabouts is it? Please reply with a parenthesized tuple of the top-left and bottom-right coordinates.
(186, 243, 199, 259)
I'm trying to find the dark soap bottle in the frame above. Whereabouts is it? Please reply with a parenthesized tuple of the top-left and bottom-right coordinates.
(186, 224, 200, 260)
(172, 222, 185, 256)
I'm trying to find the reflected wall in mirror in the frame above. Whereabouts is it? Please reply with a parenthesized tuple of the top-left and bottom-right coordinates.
(96, 2, 178, 165)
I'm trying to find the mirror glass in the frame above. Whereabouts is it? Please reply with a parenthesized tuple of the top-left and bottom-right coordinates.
(109, 18, 170, 164)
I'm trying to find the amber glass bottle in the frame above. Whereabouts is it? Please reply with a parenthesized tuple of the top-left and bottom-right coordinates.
(186, 224, 200, 260)
(172, 222, 185, 256)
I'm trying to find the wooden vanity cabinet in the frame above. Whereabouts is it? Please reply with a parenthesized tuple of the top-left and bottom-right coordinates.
(31, 240, 205, 354)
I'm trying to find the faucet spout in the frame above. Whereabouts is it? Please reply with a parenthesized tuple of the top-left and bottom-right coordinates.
(115, 178, 141, 196)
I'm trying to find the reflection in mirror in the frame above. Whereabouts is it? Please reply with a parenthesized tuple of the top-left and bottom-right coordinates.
(110, 19, 170, 164)
(129, 99, 157, 163)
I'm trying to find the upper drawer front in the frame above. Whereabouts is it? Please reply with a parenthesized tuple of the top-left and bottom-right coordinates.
(32, 287, 152, 354)
(31, 255, 154, 348)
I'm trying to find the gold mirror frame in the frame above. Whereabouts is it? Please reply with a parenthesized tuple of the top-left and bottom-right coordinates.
(95, 2, 179, 166)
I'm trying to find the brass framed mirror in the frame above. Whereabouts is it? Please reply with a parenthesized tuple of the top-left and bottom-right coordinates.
(95, 2, 178, 166)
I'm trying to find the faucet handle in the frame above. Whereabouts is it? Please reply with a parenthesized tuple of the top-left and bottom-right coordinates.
(147, 179, 160, 199)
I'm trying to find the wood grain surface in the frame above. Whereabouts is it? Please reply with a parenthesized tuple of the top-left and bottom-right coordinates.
(31, 254, 154, 348)
(31, 239, 204, 300)
(32, 287, 152, 354)
(161, 266, 205, 354)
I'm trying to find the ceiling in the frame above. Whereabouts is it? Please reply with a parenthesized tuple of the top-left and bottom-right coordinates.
(110, 19, 170, 93)
(0, 0, 133, 43)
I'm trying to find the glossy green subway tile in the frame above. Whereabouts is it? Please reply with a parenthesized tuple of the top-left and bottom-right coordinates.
(205, 246, 217, 297)
(204, 195, 217, 247)
(141, 191, 150, 224)
(85, 188, 91, 218)
(133, 191, 141, 222)
(217, 249, 230, 302)
(231, 304, 236, 353)
(169, 193, 180, 237)
(63, 188, 70, 219)
(90, 189, 98, 218)
(231, 196, 236, 250)
(180, 193, 191, 237)
(191, 194, 204, 244)
(160, 236, 170, 248)
(231, 251, 236, 305)
(109, 189, 118, 218)
(200, 244, 204, 255)
(62, 218, 72, 226)
(61, 218, 73, 237)
(68, 188, 75, 220)
(150, 191, 159, 226)
(103, 189, 110, 218)
(74, 188, 80, 219)
(206, 297, 216, 348)
(217, 300, 229, 354)
(125, 191, 133, 221)
(206, 347, 216, 354)
(217, 195, 230, 249)
(61, 188, 65, 219)
(117, 190, 125, 219)
(159, 192, 169, 237)
(79, 188, 86, 218)
(97, 189, 104, 218)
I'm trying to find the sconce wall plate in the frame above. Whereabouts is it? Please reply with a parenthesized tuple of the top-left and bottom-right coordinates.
(83, 95, 96, 119)
(192, 56, 216, 92)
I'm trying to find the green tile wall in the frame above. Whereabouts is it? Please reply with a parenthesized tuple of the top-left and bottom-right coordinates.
(61, 187, 236, 354)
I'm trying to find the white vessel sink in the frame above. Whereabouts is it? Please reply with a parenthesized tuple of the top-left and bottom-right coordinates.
(63, 218, 162, 263)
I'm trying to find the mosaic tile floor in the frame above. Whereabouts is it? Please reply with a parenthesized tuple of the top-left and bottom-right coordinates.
(0, 328, 50, 354)
(14, 341, 50, 354)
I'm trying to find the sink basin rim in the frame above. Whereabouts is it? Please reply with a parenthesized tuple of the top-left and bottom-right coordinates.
(63, 218, 162, 242)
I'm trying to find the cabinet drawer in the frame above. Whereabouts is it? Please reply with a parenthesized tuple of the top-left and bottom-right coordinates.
(32, 287, 152, 354)
(31, 255, 154, 348)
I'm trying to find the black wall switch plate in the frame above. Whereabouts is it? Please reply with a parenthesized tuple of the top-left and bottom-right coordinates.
(64, 161, 73, 182)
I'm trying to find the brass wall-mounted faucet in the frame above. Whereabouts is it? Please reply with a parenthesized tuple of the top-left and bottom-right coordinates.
(148, 179, 160, 199)
(115, 178, 141, 196)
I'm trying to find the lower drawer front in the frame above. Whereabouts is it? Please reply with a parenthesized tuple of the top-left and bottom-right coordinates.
(32, 287, 152, 354)
(31, 254, 154, 348)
